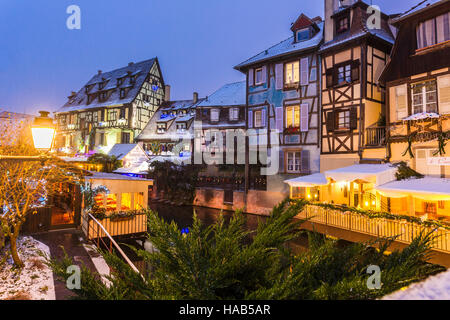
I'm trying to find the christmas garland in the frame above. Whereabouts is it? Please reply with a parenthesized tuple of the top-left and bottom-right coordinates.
(291, 199, 450, 231)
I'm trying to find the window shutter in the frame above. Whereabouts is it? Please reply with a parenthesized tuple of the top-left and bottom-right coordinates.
(301, 150, 310, 173)
(300, 103, 309, 132)
(349, 108, 358, 130)
(248, 68, 254, 87)
(351, 60, 360, 82)
(248, 110, 253, 128)
(229, 108, 233, 120)
(262, 65, 267, 84)
(326, 69, 334, 88)
(261, 109, 266, 127)
(300, 58, 309, 85)
(394, 84, 408, 120)
(275, 63, 283, 90)
(326, 111, 335, 132)
(438, 74, 450, 114)
(276, 107, 283, 132)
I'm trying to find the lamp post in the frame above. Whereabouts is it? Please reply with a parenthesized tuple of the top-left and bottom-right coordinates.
(0, 111, 56, 162)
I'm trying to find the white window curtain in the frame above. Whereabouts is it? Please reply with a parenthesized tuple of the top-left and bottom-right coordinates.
(417, 12, 450, 49)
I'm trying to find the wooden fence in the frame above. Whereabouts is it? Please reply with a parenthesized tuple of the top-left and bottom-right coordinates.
(83, 212, 147, 240)
(298, 205, 450, 253)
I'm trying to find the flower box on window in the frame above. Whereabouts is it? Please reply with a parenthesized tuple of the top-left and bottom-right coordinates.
(284, 127, 301, 135)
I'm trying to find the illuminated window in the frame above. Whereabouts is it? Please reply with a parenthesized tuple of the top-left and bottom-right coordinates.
(121, 193, 132, 211)
(106, 194, 118, 211)
(134, 192, 144, 210)
(411, 80, 438, 114)
(285, 61, 299, 85)
(254, 110, 263, 127)
(286, 105, 300, 128)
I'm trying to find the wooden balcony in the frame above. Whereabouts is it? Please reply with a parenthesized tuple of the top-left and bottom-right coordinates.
(297, 205, 450, 253)
(365, 126, 386, 147)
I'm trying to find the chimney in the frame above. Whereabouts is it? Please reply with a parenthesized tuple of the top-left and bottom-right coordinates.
(324, 0, 340, 43)
(164, 85, 171, 102)
(98, 70, 102, 75)
(193, 92, 198, 104)
(128, 62, 134, 66)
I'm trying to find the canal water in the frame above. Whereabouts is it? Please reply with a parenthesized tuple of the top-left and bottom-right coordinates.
(118, 203, 311, 273)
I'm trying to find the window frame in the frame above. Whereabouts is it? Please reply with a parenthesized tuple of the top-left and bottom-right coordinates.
(335, 110, 351, 131)
(254, 109, 263, 128)
(284, 60, 300, 87)
(285, 150, 302, 173)
(285, 105, 300, 128)
(255, 67, 264, 85)
(229, 107, 240, 121)
(411, 80, 438, 115)
(296, 28, 310, 42)
(210, 109, 220, 122)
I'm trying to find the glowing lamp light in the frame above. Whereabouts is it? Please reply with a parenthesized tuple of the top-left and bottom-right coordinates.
(365, 201, 369, 207)
(307, 194, 311, 199)
(31, 111, 56, 151)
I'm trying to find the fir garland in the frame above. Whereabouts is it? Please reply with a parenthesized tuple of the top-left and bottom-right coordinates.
(292, 199, 450, 231)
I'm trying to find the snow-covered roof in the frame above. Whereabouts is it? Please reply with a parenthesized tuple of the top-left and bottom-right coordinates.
(148, 155, 191, 166)
(376, 177, 450, 201)
(235, 22, 324, 70)
(392, 0, 445, 25)
(402, 112, 440, 121)
(86, 171, 152, 182)
(197, 81, 246, 107)
(57, 58, 158, 113)
(136, 98, 204, 142)
(284, 173, 329, 187)
(325, 164, 397, 186)
(113, 161, 149, 175)
(107, 144, 140, 160)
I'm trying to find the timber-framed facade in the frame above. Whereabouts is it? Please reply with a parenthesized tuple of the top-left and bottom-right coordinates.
(320, 0, 395, 171)
(55, 58, 166, 155)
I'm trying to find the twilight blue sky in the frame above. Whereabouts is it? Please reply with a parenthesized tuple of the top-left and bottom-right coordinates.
(0, 0, 415, 115)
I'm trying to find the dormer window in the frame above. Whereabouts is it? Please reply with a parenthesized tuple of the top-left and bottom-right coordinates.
(157, 123, 166, 133)
(117, 78, 124, 86)
(336, 15, 349, 34)
(99, 91, 108, 102)
(120, 88, 127, 99)
(296, 28, 310, 42)
(416, 12, 450, 50)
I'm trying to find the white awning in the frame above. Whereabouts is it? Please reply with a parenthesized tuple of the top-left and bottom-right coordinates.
(376, 177, 450, 201)
(284, 173, 328, 188)
(324, 164, 397, 186)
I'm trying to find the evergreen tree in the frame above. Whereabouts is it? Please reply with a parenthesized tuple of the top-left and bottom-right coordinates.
(47, 200, 445, 300)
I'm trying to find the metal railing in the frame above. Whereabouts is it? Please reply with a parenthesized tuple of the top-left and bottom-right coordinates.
(82, 212, 143, 276)
(365, 126, 386, 147)
(298, 205, 450, 253)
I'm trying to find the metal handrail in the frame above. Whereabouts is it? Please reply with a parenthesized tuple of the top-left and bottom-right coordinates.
(84, 212, 144, 277)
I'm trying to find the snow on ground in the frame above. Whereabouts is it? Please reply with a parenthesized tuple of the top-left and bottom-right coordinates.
(0, 236, 55, 300)
(384, 269, 450, 300)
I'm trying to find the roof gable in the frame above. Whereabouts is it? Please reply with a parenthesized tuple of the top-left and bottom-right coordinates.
(290, 14, 314, 32)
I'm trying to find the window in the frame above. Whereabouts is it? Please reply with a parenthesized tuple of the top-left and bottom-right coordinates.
(286, 105, 300, 128)
(157, 123, 166, 133)
(424, 202, 437, 214)
(286, 151, 301, 173)
(285, 61, 299, 85)
(337, 64, 352, 85)
(255, 68, 263, 85)
(254, 110, 263, 127)
(326, 61, 359, 87)
(120, 88, 127, 99)
(119, 108, 126, 119)
(177, 122, 187, 132)
(416, 12, 450, 50)
(107, 109, 117, 121)
(412, 80, 438, 114)
(121, 132, 130, 144)
(296, 28, 310, 42)
(336, 16, 349, 34)
(229, 108, 239, 121)
(210, 109, 219, 122)
(336, 110, 350, 130)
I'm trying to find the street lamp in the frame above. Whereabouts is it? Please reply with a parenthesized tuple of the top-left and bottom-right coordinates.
(0, 110, 56, 162)
(31, 111, 56, 151)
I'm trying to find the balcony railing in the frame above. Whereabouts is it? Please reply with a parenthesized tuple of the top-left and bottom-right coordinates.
(365, 126, 386, 147)
(298, 205, 450, 253)
(196, 176, 267, 191)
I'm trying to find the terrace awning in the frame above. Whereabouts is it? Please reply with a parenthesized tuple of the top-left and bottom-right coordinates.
(375, 177, 450, 201)
(324, 164, 397, 186)
(284, 173, 328, 188)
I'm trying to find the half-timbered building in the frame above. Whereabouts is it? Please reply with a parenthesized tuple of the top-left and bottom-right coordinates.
(234, 13, 323, 205)
(320, 0, 395, 171)
(380, 0, 450, 178)
(135, 92, 204, 164)
(55, 58, 167, 155)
